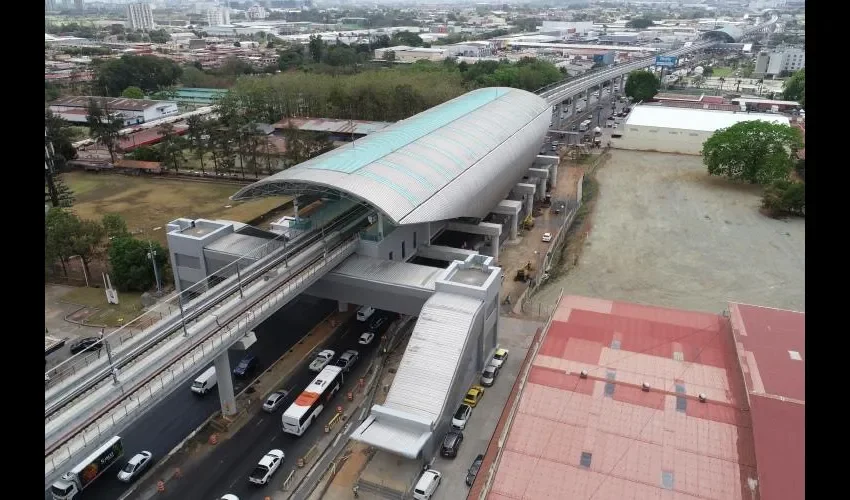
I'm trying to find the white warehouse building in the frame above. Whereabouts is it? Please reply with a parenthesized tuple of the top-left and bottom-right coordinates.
(614, 105, 790, 155)
(48, 96, 179, 126)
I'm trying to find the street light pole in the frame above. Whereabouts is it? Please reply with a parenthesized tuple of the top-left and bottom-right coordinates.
(69, 255, 89, 287)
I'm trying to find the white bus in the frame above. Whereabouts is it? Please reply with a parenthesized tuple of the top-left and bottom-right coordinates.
(579, 119, 592, 132)
(281, 365, 344, 436)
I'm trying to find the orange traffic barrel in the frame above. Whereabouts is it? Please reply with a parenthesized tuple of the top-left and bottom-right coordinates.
(157, 480, 165, 492)
(209, 433, 218, 445)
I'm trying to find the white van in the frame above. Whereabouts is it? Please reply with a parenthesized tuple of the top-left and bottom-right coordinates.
(356, 305, 376, 322)
(191, 366, 217, 395)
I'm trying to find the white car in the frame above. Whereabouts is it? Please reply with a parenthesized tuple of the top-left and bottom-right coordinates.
(412, 469, 442, 500)
(117, 451, 152, 482)
(491, 348, 509, 368)
(481, 364, 500, 387)
(452, 404, 472, 430)
(542, 232, 552, 242)
(220, 496, 239, 500)
(309, 349, 335, 372)
(248, 449, 285, 485)
(262, 390, 289, 413)
(358, 331, 375, 346)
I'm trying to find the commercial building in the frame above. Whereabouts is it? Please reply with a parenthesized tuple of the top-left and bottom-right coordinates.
(374, 45, 449, 63)
(48, 96, 179, 126)
(754, 47, 805, 76)
(126, 2, 155, 31)
(613, 105, 790, 155)
(206, 7, 230, 27)
(246, 4, 268, 20)
(471, 295, 804, 500)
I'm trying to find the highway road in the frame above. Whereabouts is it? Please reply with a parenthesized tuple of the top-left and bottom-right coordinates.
(44, 295, 335, 500)
(543, 87, 624, 149)
(144, 310, 397, 500)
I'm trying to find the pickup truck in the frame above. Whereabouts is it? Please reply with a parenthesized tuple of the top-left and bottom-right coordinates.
(248, 449, 284, 486)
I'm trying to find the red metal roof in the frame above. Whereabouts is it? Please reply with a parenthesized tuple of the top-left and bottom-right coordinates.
(484, 295, 757, 500)
(729, 302, 805, 500)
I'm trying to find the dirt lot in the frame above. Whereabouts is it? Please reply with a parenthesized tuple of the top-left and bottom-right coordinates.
(63, 171, 290, 246)
(534, 150, 805, 314)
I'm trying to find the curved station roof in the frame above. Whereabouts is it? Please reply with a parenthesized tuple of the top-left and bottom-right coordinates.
(232, 87, 551, 226)
(702, 26, 744, 43)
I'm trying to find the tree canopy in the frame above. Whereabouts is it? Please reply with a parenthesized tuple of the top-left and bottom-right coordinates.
(95, 55, 182, 96)
(701, 121, 803, 184)
(121, 86, 145, 99)
(626, 18, 655, 29)
(624, 70, 660, 102)
(761, 179, 805, 217)
(107, 236, 168, 292)
(45, 208, 104, 278)
(782, 68, 805, 107)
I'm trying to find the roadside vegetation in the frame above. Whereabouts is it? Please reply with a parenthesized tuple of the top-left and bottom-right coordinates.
(701, 121, 804, 217)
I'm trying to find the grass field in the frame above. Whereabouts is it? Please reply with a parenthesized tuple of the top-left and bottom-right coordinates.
(62, 171, 291, 246)
(62, 286, 145, 327)
(711, 66, 734, 78)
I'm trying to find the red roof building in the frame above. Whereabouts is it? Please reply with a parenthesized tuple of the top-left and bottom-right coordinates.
(729, 303, 805, 500)
(474, 296, 804, 500)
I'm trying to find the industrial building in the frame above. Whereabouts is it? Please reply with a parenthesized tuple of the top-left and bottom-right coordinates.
(48, 96, 179, 126)
(206, 7, 231, 27)
(613, 105, 791, 155)
(754, 47, 805, 76)
(470, 295, 805, 500)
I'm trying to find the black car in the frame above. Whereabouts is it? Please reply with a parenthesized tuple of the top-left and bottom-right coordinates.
(69, 337, 103, 355)
(368, 314, 388, 333)
(466, 454, 485, 486)
(440, 430, 464, 458)
(233, 355, 258, 377)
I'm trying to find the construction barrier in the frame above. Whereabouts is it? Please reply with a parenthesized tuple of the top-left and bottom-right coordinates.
(209, 433, 218, 445)
(347, 391, 353, 401)
(297, 457, 305, 468)
(157, 480, 165, 492)
(337, 405, 343, 413)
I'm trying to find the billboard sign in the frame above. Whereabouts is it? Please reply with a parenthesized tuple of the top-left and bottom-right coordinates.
(655, 55, 678, 68)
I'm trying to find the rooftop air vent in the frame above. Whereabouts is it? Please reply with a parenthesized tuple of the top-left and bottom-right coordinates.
(641, 382, 650, 392)
(698, 393, 707, 403)
(579, 370, 589, 379)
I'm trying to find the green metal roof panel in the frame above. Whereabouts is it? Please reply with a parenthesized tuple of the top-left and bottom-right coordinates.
(305, 87, 511, 175)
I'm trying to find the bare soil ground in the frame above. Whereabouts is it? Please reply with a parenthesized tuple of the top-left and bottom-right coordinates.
(63, 171, 290, 246)
(534, 150, 805, 314)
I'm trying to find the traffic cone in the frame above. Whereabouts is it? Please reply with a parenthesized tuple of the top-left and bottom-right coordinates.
(209, 433, 218, 445)
(157, 480, 165, 492)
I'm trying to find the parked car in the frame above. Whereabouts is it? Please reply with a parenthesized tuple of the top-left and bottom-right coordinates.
(481, 365, 500, 387)
(466, 454, 485, 487)
(116, 451, 152, 482)
(412, 469, 442, 500)
(248, 449, 285, 485)
(336, 349, 359, 372)
(262, 390, 289, 413)
(358, 331, 376, 346)
(368, 313, 388, 332)
(440, 430, 464, 458)
(69, 337, 103, 355)
(464, 386, 485, 408)
(542, 232, 552, 242)
(491, 348, 509, 368)
(233, 355, 258, 377)
(220, 496, 239, 500)
(356, 305, 376, 322)
(309, 349, 335, 372)
(452, 404, 472, 430)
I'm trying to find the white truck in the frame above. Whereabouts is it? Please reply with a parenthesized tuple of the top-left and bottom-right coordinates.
(579, 119, 592, 132)
(51, 436, 124, 499)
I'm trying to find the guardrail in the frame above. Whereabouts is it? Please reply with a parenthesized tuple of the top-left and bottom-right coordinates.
(45, 236, 361, 485)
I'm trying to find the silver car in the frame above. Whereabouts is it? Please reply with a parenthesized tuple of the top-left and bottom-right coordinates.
(262, 390, 289, 413)
(117, 451, 152, 482)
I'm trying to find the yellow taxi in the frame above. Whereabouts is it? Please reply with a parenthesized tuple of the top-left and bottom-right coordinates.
(463, 385, 485, 407)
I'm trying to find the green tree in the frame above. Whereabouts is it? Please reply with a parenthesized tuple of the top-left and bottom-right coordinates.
(761, 179, 805, 217)
(148, 29, 171, 44)
(782, 68, 805, 106)
(390, 31, 424, 47)
(107, 236, 168, 292)
(624, 70, 660, 102)
(95, 55, 182, 96)
(158, 122, 186, 174)
(71, 219, 105, 279)
(102, 213, 129, 240)
(121, 86, 145, 99)
(626, 18, 654, 29)
(308, 35, 323, 63)
(85, 99, 123, 163)
(45, 111, 77, 208)
(45, 207, 78, 276)
(702, 121, 803, 184)
(186, 115, 209, 175)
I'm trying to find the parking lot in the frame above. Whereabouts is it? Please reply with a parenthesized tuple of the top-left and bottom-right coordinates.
(429, 317, 542, 500)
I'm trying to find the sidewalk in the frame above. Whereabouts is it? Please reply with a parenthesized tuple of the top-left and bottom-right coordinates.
(125, 309, 353, 500)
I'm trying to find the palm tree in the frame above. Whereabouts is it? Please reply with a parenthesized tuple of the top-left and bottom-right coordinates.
(718, 77, 726, 91)
(186, 116, 208, 176)
(158, 122, 186, 174)
(86, 99, 122, 163)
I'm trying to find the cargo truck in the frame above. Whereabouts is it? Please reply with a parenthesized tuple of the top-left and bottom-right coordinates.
(51, 436, 124, 499)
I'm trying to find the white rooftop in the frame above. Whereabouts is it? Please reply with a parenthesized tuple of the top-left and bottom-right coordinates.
(626, 105, 790, 132)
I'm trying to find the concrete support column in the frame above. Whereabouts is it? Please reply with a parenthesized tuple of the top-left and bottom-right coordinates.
(378, 213, 385, 238)
(489, 236, 499, 263)
(293, 197, 299, 218)
(550, 162, 559, 189)
(524, 195, 533, 216)
(338, 301, 348, 312)
(620, 76, 626, 93)
(509, 214, 518, 240)
(214, 351, 237, 417)
(570, 98, 577, 117)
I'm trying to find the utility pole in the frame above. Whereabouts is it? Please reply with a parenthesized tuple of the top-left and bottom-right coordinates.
(147, 240, 162, 293)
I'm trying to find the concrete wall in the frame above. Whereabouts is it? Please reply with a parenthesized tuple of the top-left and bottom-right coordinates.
(357, 222, 428, 262)
(613, 124, 708, 155)
(306, 275, 433, 317)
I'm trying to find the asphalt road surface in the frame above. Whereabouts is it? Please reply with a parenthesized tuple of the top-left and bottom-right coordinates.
(148, 311, 397, 500)
(44, 295, 335, 500)
(544, 88, 626, 151)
